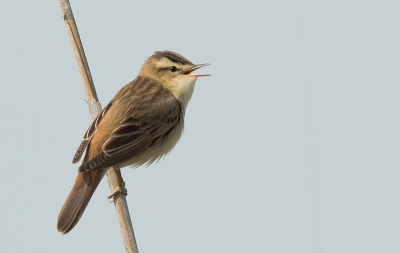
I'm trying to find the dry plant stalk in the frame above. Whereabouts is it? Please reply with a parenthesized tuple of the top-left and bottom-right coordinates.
(58, 1, 139, 252)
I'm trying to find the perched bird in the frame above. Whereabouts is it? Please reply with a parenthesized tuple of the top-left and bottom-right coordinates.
(57, 51, 209, 234)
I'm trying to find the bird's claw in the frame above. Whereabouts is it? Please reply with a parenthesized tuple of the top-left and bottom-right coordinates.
(108, 186, 128, 199)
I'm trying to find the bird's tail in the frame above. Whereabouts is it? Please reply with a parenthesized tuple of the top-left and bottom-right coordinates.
(57, 169, 106, 234)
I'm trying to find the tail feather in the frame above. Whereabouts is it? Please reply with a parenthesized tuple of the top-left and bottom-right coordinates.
(57, 169, 107, 234)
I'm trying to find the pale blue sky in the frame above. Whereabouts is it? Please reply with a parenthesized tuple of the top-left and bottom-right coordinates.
(1, 1, 399, 252)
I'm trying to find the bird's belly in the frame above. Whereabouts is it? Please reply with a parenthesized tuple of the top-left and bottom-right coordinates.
(119, 122, 184, 169)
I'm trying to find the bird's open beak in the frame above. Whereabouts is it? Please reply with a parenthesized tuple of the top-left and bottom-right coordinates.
(183, 63, 211, 77)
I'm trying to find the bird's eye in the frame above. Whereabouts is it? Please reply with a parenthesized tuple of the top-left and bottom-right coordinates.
(169, 66, 177, 73)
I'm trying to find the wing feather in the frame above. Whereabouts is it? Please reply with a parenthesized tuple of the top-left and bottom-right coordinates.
(72, 103, 113, 163)
(78, 103, 182, 172)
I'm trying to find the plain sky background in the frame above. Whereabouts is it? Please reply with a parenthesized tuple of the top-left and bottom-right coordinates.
(1, 1, 399, 252)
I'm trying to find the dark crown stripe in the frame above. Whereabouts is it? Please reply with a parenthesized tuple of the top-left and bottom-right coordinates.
(152, 51, 193, 65)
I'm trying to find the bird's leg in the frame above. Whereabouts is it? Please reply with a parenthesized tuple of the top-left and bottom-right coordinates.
(108, 167, 128, 199)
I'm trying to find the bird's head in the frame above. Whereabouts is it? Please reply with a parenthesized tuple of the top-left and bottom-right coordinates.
(139, 51, 210, 107)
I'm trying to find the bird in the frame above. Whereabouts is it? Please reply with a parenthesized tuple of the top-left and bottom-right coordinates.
(57, 50, 210, 234)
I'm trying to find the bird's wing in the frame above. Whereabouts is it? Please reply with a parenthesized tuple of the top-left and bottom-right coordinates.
(78, 103, 182, 172)
(72, 102, 113, 164)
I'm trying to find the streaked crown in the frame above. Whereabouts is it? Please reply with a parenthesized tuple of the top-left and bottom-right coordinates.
(151, 51, 194, 65)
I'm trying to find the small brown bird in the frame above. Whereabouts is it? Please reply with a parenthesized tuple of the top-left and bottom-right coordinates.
(57, 51, 209, 234)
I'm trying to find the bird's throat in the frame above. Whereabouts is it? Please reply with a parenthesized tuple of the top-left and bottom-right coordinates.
(167, 76, 197, 109)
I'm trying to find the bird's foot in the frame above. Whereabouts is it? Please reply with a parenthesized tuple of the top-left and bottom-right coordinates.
(108, 185, 128, 199)
(108, 167, 128, 199)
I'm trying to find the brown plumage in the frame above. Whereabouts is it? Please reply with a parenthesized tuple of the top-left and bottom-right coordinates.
(57, 51, 209, 234)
